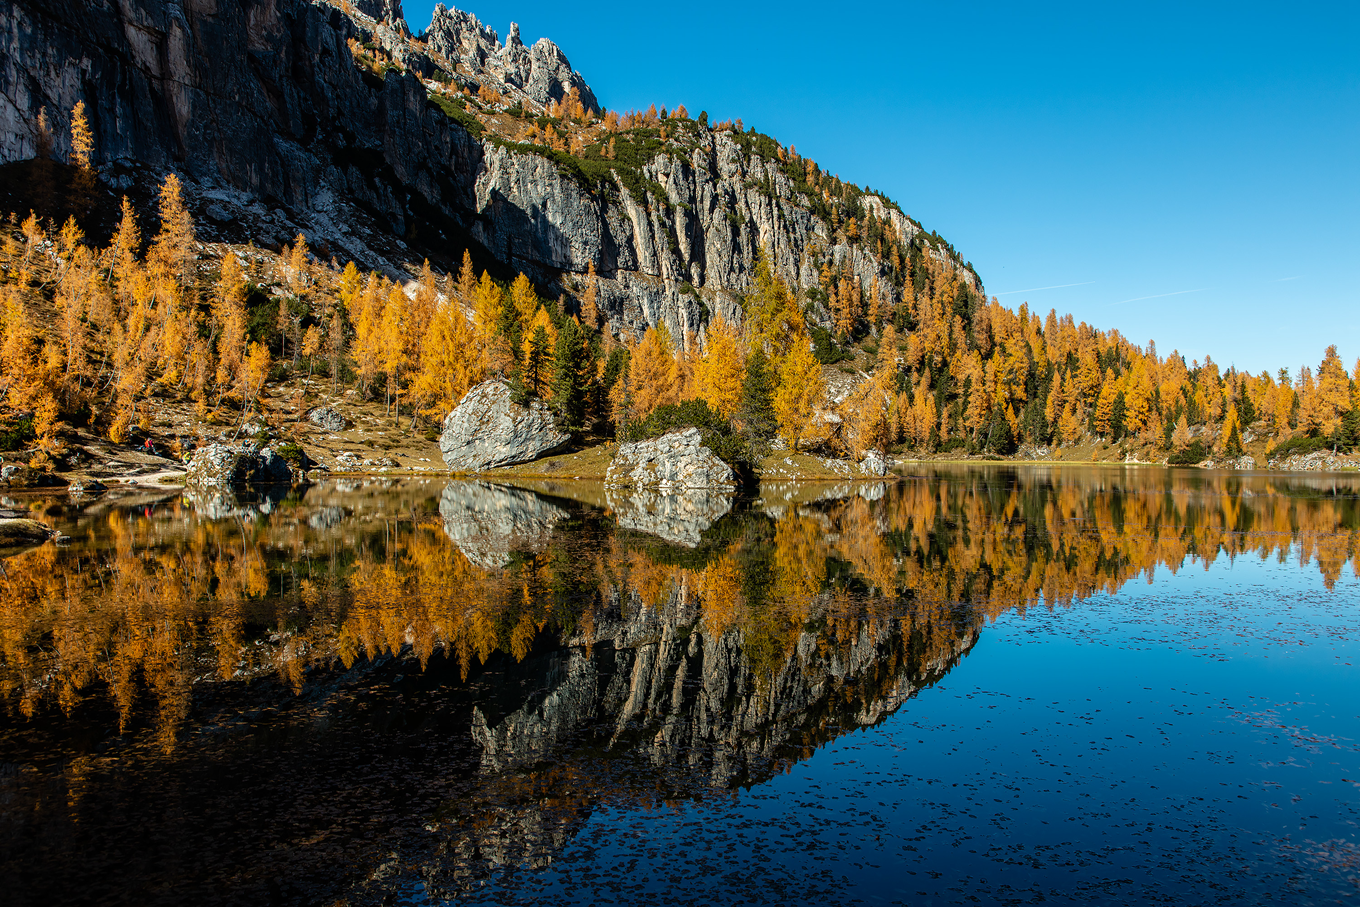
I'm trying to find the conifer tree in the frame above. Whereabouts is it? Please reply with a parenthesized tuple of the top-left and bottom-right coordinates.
(69, 101, 93, 169)
(740, 346, 778, 441)
(580, 261, 600, 328)
(774, 339, 823, 448)
(628, 326, 677, 419)
(550, 317, 593, 434)
(149, 174, 195, 285)
(524, 323, 552, 398)
(1220, 403, 1243, 456)
(696, 315, 744, 418)
(1171, 413, 1192, 450)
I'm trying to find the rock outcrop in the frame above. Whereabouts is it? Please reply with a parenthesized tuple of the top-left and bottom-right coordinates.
(1268, 451, 1358, 472)
(438, 480, 569, 568)
(307, 405, 348, 432)
(440, 380, 570, 471)
(0, 0, 981, 346)
(605, 486, 732, 547)
(0, 464, 67, 489)
(183, 443, 300, 491)
(423, 7, 598, 112)
(859, 450, 887, 476)
(604, 428, 737, 490)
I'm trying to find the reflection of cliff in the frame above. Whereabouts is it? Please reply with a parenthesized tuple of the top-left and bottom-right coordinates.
(439, 481, 569, 568)
(475, 607, 975, 786)
(604, 486, 733, 546)
(3, 470, 1359, 746)
(348, 604, 977, 905)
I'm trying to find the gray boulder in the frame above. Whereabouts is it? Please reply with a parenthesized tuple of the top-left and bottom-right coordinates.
(183, 443, 299, 491)
(307, 405, 348, 432)
(605, 428, 737, 490)
(858, 450, 887, 476)
(0, 465, 68, 489)
(440, 381, 570, 472)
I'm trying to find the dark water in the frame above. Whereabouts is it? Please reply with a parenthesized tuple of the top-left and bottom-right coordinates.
(1, 466, 1357, 905)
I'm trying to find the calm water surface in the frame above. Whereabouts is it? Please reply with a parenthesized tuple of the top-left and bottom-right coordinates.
(1, 465, 1357, 905)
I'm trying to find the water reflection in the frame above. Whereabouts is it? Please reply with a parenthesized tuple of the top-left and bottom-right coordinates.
(0, 466, 1357, 905)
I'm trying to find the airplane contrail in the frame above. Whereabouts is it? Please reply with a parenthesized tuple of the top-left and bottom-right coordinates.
(995, 281, 1095, 296)
(1109, 288, 1207, 306)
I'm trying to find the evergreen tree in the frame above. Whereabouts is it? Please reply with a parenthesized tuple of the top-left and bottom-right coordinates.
(550, 317, 593, 434)
(525, 323, 552, 398)
(740, 347, 777, 441)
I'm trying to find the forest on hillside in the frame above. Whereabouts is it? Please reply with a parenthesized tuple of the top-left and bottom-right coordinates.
(2, 104, 1357, 475)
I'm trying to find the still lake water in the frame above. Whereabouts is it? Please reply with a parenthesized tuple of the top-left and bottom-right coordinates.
(1, 465, 1357, 905)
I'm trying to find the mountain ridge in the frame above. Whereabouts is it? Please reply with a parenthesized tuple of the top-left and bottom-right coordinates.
(0, 0, 977, 343)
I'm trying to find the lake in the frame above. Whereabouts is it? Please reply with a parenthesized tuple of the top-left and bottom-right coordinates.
(1, 465, 1357, 905)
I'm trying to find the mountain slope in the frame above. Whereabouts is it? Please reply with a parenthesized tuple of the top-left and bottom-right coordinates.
(0, 0, 979, 342)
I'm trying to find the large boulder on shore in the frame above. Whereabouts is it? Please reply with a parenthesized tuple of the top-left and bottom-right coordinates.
(605, 428, 737, 490)
(183, 443, 304, 491)
(440, 381, 570, 472)
(0, 464, 68, 489)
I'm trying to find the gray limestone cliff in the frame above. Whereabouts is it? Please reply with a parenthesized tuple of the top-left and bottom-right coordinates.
(0, 0, 982, 342)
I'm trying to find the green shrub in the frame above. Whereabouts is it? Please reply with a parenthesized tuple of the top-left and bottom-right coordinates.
(810, 325, 851, 364)
(0, 415, 35, 451)
(622, 399, 755, 478)
(427, 94, 484, 135)
(274, 442, 307, 467)
(1167, 439, 1208, 465)
(1266, 435, 1329, 461)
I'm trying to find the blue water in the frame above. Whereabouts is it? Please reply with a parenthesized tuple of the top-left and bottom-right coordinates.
(475, 552, 1359, 905)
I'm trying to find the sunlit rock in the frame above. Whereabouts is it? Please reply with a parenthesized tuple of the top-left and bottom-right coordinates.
(439, 381, 570, 472)
(183, 443, 301, 491)
(439, 481, 569, 568)
(605, 428, 736, 491)
(306, 405, 348, 432)
(859, 450, 887, 476)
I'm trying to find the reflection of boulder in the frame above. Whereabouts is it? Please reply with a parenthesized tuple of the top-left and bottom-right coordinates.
(605, 428, 736, 490)
(307, 506, 347, 530)
(181, 485, 289, 520)
(0, 518, 56, 547)
(605, 486, 732, 547)
(439, 381, 570, 471)
(439, 481, 569, 568)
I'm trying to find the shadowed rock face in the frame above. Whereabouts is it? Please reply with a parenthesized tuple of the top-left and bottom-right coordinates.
(605, 485, 733, 546)
(438, 480, 569, 568)
(0, 0, 980, 342)
(439, 380, 570, 471)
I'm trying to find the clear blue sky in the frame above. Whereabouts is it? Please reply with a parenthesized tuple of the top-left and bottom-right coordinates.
(408, 1, 1358, 376)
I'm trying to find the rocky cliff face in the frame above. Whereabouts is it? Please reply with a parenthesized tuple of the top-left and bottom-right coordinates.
(0, 0, 982, 341)
(422, 5, 597, 113)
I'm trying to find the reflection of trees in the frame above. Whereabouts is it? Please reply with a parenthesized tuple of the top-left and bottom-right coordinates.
(1, 470, 1356, 750)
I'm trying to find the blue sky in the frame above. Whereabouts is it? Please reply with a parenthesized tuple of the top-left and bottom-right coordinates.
(407, 1, 1358, 376)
